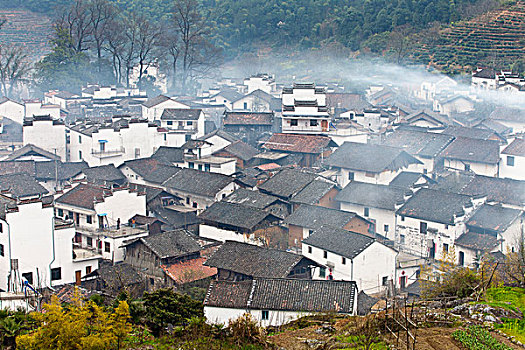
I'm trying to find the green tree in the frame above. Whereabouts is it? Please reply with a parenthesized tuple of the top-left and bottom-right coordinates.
(142, 288, 203, 336)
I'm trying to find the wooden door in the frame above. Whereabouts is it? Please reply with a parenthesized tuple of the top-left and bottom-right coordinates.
(75, 270, 81, 285)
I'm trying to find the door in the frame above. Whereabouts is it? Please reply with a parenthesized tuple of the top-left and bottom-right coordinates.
(321, 120, 328, 131)
(459, 251, 465, 266)
(98, 215, 104, 229)
(400, 276, 407, 289)
(75, 270, 81, 285)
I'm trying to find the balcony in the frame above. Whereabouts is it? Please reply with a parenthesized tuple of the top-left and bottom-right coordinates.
(91, 147, 125, 158)
(75, 223, 148, 239)
(73, 246, 102, 261)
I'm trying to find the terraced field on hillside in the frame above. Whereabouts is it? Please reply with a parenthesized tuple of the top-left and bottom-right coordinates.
(0, 9, 52, 62)
(412, 1, 525, 72)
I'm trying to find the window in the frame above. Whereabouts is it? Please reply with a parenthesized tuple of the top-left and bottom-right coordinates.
(185, 134, 192, 141)
(167, 121, 173, 126)
(198, 164, 203, 171)
(57, 209, 63, 217)
(163, 134, 167, 141)
(104, 242, 110, 253)
(342, 257, 346, 265)
(0, 222, 2, 232)
(86, 266, 91, 274)
(308, 246, 312, 254)
(400, 234, 405, 245)
(135, 148, 140, 158)
(78, 135, 82, 144)
(290, 119, 298, 126)
(86, 215, 92, 224)
(79, 150, 82, 160)
(243, 102, 248, 110)
(0, 243, 4, 256)
(384, 224, 389, 233)
(401, 216, 405, 222)
(310, 119, 318, 126)
(464, 163, 471, 171)
(192, 202, 198, 208)
(187, 121, 193, 126)
(51, 267, 62, 281)
(364, 207, 370, 217)
(323, 250, 327, 259)
(87, 237, 92, 247)
(261, 310, 269, 320)
(308, 229, 313, 236)
(319, 267, 326, 278)
(382, 276, 388, 286)
(204, 163, 211, 172)
(188, 162, 194, 169)
(420, 221, 427, 234)
(443, 243, 449, 253)
(507, 156, 515, 167)
(348, 172, 355, 181)
(22, 272, 33, 285)
(186, 197, 190, 205)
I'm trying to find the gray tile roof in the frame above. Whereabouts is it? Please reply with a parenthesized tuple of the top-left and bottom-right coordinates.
(0, 173, 49, 198)
(223, 188, 282, 209)
(443, 126, 501, 141)
(396, 188, 472, 225)
(138, 229, 201, 259)
(502, 138, 525, 156)
(204, 241, 311, 278)
(258, 168, 317, 199)
(142, 94, 171, 108)
(56, 183, 108, 210)
(220, 141, 259, 161)
(455, 231, 499, 251)
(162, 168, 233, 198)
(284, 204, 358, 229)
(143, 165, 181, 185)
(382, 129, 454, 158)
(205, 278, 357, 313)
(34, 161, 88, 181)
(150, 206, 201, 229)
(325, 142, 422, 173)
(335, 181, 405, 210)
(152, 146, 184, 164)
(161, 108, 202, 120)
(291, 180, 336, 205)
(441, 137, 500, 164)
(303, 226, 376, 259)
(198, 201, 277, 231)
(467, 204, 522, 233)
(82, 164, 126, 184)
(4, 144, 61, 161)
(389, 172, 430, 189)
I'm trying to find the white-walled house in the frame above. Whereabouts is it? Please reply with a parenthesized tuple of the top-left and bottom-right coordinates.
(302, 226, 397, 293)
(141, 95, 190, 121)
(161, 168, 238, 213)
(0, 97, 24, 125)
(325, 142, 423, 187)
(336, 181, 406, 239)
(395, 188, 484, 259)
(159, 108, 205, 144)
(55, 183, 148, 262)
(0, 174, 99, 292)
(500, 138, 525, 180)
(231, 90, 281, 112)
(24, 100, 61, 120)
(382, 128, 454, 174)
(68, 117, 172, 167)
(204, 278, 357, 327)
(441, 137, 500, 176)
(244, 74, 277, 95)
(455, 204, 524, 267)
(281, 83, 331, 134)
(23, 115, 67, 160)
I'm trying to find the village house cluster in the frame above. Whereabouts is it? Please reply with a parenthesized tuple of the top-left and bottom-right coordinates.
(0, 68, 524, 326)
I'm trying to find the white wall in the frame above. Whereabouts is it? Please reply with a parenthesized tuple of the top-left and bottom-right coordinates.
(340, 203, 395, 239)
(500, 155, 525, 180)
(204, 306, 321, 327)
(0, 100, 24, 125)
(444, 159, 498, 177)
(303, 241, 396, 293)
(23, 120, 67, 160)
(199, 224, 259, 245)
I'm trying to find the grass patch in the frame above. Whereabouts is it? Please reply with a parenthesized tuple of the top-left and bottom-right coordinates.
(335, 334, 388, 349)
(485, 287, 525, 312)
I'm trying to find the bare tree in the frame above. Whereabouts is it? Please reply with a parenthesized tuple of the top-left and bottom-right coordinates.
(134, 15, 161, 87)
(158, 26, 180, 92)
(0, 45, 31, 98)
(57, 0, 93, 54)
(105, 16, 127, 85)
(87, 0, 115, 74)
(172, 0, 221, 94)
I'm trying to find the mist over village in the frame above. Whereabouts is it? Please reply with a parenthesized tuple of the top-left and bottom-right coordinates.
(0, 0, 524, 349)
